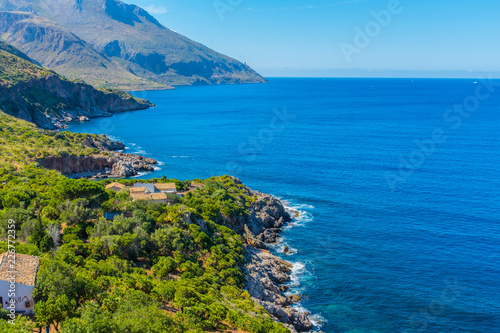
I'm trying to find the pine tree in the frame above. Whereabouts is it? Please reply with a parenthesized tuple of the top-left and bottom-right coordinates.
(31, 215, 46, 250)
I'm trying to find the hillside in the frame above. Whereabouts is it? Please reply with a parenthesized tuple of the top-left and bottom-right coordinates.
(0, 11, 167, 90)
(0, 41, 153, 129)
(0, 0, 266, 89)
(0, 111, 297, 333)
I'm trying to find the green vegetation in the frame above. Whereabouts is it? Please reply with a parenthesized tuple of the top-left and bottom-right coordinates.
(0, 49, 55, 87)
(0, 112, 287, 332)
(0, 111, 107, 165)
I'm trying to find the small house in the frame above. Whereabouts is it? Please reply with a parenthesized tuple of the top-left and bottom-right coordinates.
(105, 212, 123, 220)
(155, 183, 177, 193)
(133, 183, 155, 194)
(191, 181, 204, 189)
(0, 253, 40, 315)
(130, 187, 148, 194)
(104, 212, 133, 220)
(105, 182, 126, 192)
(130, 192, 168, 204)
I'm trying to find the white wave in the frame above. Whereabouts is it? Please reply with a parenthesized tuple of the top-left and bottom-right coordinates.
(171, 156, 189, 158)
(153, 166, 162, 171)
(293, 304, 326, 330)
(292, 203, 316, 210)
(157, 161, 165, 166)
(132, 171, 148, 178)
(269, 236, 297, 255)
(133, 150, 147, 155)
(288, 262, 305, 288)
(284, 209, 314, 229)
(286, 262, 325, 331)
(309, 313, 327, 328)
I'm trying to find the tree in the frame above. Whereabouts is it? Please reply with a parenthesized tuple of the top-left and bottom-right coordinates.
(30, 217, 46, 250)
(151, 257, 177, 279)
(40, 234, 55, 252)
(61, 302, 115, 333)
(35, 294, 76, 332)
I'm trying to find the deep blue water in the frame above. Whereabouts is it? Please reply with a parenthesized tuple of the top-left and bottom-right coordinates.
(68, 78, 500, 333)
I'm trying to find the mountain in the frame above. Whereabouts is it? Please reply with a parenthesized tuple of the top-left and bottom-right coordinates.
(0, 0, 266, 89)
(0, 11, 167, 90)
(0, 41, 153, 129)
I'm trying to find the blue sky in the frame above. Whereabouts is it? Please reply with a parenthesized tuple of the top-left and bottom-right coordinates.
(124, 0, 500, 77)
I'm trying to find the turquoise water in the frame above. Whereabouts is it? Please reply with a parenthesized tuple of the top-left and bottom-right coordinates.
(68, 78, 500, 333)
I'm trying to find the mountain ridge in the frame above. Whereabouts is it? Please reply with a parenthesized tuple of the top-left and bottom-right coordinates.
(0, 0, 266, 89)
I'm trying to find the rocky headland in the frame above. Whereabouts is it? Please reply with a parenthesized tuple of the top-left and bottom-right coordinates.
(37, 135, 157, 178)
(223, 179, 320, 332)
(0, 41, 155, 129)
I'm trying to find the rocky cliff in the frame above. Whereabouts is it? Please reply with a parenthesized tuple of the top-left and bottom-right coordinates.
(208, 179, 319, 332)
(38, 136, 158, 178)
(0, 43, 154, 129)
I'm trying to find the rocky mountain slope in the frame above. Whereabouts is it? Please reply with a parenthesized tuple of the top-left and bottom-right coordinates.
(0, 41, 153, 129)
(0, 11, 165, 90)
(0, 0, 266, 89)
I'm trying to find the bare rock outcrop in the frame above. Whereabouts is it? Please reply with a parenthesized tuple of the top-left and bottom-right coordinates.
(37, 137, 157, 178)
(225, 179, 317, 332)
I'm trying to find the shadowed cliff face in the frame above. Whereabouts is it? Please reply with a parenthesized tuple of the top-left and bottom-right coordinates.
(37, 136, 158, 178)
(37, 152, 157, 178)
(0, 0, 267, 88)
(0, 44, 154, 129)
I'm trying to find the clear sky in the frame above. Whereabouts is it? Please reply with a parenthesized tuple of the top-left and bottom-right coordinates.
(124, 0, 500, 78)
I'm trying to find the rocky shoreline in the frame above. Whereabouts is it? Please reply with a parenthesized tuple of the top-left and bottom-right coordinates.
(233, 181, 322, 332)
(38, 135, 158, 178)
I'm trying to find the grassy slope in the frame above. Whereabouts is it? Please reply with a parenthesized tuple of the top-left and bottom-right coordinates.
(0, 111, 104, 166)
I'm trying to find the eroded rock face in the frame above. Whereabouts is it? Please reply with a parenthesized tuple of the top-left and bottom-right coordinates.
(0, 72, 154, 129)
(37, 138, 157, 178)
(245, 248, 314, 333)
(225, 179, 317, 332)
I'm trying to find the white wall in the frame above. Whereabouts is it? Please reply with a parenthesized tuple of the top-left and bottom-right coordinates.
(0, 280, 35, 314)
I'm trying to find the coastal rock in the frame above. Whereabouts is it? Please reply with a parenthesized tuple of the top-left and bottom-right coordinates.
(224, 181, 316, 332)
(244, 225, 267, 249)
(110, 152, 156, 178)
(244, 247, 313, 332)
(0, 67, 154, 129)
(37, 148, 157, 178)
(83, 135, 125, 151)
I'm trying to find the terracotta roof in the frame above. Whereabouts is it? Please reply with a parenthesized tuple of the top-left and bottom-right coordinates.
(151, 193, 168, 200)
(130, 187, 147, 193)
(105, 182, 126, 190)
(131, 193, 167, 201)
(0, 253, 40, 286)
(155, 183, 177, 191)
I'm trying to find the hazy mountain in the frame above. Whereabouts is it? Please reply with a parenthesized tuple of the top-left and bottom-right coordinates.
(0, 41, 153, 129)
(0, 11, 168, 90)
(0, 0, 266, 89)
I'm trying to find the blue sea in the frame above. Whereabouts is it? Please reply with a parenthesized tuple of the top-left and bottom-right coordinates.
(68, 78, 500, 333)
